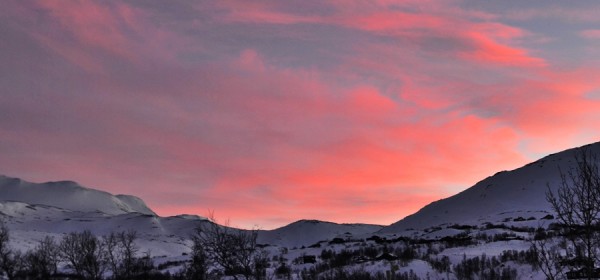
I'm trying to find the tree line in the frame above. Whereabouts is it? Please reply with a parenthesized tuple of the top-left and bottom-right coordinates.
(0, 224, 159, 280)
(0, 213, 268, 280)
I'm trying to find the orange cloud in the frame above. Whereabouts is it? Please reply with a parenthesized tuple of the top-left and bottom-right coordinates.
(2, 0, 600, 230)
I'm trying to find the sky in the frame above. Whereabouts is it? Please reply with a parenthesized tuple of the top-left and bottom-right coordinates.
(1, 0, 600, 229)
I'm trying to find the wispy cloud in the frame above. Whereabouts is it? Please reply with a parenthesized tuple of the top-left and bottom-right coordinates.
(1, 0, 599, 228)
(580, 29, 600, 39)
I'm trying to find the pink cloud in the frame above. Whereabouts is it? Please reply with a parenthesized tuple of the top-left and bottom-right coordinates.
(215, 1, 545, 69)
(12, 1, 190, 73)
(214, 1, 321, 25)
(580, 29, 600, 39)
(35, 1, 137, 60)
(2, 0, 600, 229)
(462, 23, 546, 67)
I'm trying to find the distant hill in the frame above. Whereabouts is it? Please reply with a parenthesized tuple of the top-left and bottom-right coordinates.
(258, 219, 383, 247)
(0, 175, 382, 252)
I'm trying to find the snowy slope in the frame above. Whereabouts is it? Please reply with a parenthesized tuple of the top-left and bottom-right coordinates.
(0, 199, 208, 254)
(257, 220, 383, 247)
(0, 175, 383, 258)
(0, 175, 155, 215)
(381, 142, 600, 233)
(0, 199, 382, 257)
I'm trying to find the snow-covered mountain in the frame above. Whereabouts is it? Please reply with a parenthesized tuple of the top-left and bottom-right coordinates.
(381, 142, 600, 233)
(0, 175, 382, 254)
(0, 175, 155, 215)
(2, 142, 599, 245)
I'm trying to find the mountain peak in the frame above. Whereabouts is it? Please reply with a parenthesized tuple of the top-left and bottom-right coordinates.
(0, 175, 156, 216)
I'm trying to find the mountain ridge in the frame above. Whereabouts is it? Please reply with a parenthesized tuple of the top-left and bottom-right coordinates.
(0, 174, 382, 249)
(1, 141, 599, 251)
(0, 175, 156, 216)
(380, 141, 600, 233)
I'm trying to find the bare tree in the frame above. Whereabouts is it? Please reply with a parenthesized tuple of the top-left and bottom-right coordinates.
(59, 230, 106, 280)
(0, 251, 24, 280)
(0, 221, 10, 277)
(253, 249, 269, 280)
(547, 148, 600, 279)
(0, 221, 24, 280)
(104, 230, 139, 279)
(117, 231, 139, 278)
(531, 236, 566, 280)
(186, 233, 208, 280)
(104, 232, 120, 278)
(191, 212, 262, 280)
(24, 236, 59, 279)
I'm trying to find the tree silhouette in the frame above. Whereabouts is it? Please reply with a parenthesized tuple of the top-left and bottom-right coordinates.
(190, 212, 263, 280)
(547, 148, 600, 279)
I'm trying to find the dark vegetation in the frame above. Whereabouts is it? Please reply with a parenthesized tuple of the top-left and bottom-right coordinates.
(0, 223, 162, 280)
(0, 217, 546, 280)
(534, 148, 600, 280)
(186, 213, 268, 280)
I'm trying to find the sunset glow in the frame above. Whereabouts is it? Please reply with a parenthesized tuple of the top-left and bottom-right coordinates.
(1, 1, 600, 229)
